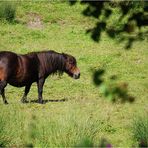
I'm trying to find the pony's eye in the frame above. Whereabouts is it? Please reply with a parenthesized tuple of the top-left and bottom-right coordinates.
(69, 58, 76, 65)
(70, 61, 75, 65)
(69, 60, 73, 64)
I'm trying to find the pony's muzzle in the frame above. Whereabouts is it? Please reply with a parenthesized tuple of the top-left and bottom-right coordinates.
(73, 73, 80, 79)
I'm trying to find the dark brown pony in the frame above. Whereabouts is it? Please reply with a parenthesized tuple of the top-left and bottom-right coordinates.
(0, 50, 80, 104)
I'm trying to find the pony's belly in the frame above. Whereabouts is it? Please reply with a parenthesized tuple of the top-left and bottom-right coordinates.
(8, 81, 26, 87)
(8, 77, 36, 87)
(8, 80, 30, 87)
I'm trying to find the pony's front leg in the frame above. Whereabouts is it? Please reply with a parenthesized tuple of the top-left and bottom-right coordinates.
(21, 84, 32, 103)
(37, 78, 45, 104)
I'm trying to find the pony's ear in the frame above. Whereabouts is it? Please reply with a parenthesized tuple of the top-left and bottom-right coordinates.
(62, 53, 68, 59)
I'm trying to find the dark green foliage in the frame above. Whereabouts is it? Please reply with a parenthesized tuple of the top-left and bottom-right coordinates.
(132, 115, 148, 147)
(93, 70, 135, 103)
(69, 1, 148, 49)
(100, 82, 135, 103)
(93, 69, 105, 85)
(0, 2, 16, 22)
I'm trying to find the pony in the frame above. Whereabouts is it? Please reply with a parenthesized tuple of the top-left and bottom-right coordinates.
(0, 50, 80, 104)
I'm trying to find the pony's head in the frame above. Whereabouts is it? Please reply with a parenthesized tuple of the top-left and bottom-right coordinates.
(62, 53, 80, 79)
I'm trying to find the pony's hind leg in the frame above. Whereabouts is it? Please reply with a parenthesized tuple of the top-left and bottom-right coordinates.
(0, 81, 8, 104)
(1, 88, 8, 104)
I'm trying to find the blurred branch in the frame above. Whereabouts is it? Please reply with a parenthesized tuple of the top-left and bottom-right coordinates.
(93, 69, 135, 103)
(69, 1, 148, 49)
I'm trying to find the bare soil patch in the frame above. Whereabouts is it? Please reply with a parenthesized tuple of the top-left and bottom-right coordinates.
(27, 12, 44, 29)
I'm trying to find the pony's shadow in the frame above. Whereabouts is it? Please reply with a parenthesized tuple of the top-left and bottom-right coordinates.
(29, 98, 68, 104)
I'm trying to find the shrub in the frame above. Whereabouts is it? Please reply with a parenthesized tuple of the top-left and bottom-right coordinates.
(132, 115, 148, 147)
(0, 2, 16, 22)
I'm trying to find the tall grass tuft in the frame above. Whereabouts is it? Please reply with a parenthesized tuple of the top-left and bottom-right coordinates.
(132, 114, 148, 147)
(0, 115, 9, 147)
(0, 2, 16, 22)
(75, 137, 94, 147)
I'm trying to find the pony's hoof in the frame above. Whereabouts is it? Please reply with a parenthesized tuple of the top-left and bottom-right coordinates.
(38, 100, 44, 104)
(4, 101, 8, 104)
(21, 99, 28, 103)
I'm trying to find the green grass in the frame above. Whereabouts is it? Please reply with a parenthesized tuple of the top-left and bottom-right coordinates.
(132, 114, 148, 147)
(0, 1, 16, 22)
(0, 1, 148, 147)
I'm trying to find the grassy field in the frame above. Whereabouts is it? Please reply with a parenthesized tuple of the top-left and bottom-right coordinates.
(0, 1, 148, 147)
